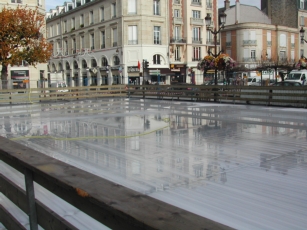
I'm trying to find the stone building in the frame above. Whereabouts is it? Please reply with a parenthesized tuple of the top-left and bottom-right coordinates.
(168, 0, 219, 84)
(46, 0, 220, 86)
(46, 0, 169, 86)
(0, 0, 48, 89)
(220, 0, 299, 79)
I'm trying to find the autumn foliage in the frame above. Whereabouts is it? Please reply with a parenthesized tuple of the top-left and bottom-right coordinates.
(0, 6, 52, 80)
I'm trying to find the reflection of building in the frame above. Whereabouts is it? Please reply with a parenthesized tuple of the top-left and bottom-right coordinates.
(8, 99, 306, 196)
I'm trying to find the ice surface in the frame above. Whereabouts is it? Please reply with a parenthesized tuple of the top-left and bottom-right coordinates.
(0, 98, 307, 230)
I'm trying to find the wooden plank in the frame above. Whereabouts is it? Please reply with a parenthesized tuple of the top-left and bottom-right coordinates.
(0, 137, 233, 230)
(0, 174, 78, 230)
(0, 205, 26, 230)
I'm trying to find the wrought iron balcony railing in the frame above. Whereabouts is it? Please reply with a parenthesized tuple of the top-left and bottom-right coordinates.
(192, 38, 202, 44)
(170, 38, 186, 43)
(243, 40, 257, 45)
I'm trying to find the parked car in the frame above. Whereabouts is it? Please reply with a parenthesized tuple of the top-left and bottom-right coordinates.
(204, 79, 225, 85)
(271, 81, 302, 86)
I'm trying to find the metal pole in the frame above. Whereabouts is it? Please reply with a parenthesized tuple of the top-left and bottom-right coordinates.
(214, 32, 218, 86)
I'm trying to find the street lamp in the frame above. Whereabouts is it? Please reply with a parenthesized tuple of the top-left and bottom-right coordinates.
(205, 12, 227, 85)
(300, 27, 307, 43)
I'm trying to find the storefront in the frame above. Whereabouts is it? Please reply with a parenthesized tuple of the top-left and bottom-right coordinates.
(127, 66, 141, 85)
(100, 66, 109, 85)
(11, 70, 29, 89)
(111, 66, 121, 85)
(169, 64, 187, 84)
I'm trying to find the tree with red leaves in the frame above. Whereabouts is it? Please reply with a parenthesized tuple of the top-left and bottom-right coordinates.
(0, 6, 52, 86)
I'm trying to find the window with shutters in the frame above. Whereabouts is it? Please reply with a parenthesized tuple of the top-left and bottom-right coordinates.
(280, 34, 286, 47)
(128, 26, 138, 45)
(112, 28, 117, 47)
(128, 0, 137, 14)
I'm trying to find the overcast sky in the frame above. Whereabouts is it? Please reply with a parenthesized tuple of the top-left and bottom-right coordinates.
(46, 0, 261, 13)
(218, 0, 260, 8)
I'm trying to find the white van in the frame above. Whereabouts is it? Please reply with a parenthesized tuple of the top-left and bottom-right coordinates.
(285, 70, 307, 85)
(247, 77, 261, 86)
(50, 82, 69, 93)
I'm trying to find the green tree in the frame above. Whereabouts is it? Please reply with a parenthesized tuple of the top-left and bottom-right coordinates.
(0, 6, 52, 87)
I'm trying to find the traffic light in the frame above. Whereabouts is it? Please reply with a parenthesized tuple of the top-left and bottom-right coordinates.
(144, 61, 149, 69)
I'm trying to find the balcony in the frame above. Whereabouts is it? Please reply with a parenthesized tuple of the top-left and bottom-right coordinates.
(174, 17, 183, 24)
(192, 38, 202, 44)
(128, 40, 138, 45)
(170, 37, 186, 43)
(242, 57, 257, 62)
(174, 57, 181, 61)
(192, 57, 201, 61)
(206, 39, 220, 46)
(190, 18, 203, 25)
(191, 0, 201, 6)
(243, 40, 257, 46)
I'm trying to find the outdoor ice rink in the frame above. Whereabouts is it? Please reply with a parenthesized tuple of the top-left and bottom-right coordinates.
(1, 98, 307, 230)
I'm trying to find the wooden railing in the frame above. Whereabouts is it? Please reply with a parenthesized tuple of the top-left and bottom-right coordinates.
(126, 85, 307, 108)
(1, 84, 307, 108)
(0, 137, 232, 230)
(0, 85, 126, 104)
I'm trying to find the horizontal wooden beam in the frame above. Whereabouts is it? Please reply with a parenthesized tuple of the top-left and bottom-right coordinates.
(0, 137, 233, 230)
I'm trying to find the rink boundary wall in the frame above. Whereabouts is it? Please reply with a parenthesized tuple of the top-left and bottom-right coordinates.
(0, 136, 233, 230)
(127, 85, 307, 108)
(0, 84, 307, 108)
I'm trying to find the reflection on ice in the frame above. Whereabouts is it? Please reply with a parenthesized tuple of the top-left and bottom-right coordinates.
(1, 98, 307, 230)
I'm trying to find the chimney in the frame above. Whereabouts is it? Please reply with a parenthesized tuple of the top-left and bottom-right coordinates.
(235, 0, 240, 24)
(224, 0, 230, 9)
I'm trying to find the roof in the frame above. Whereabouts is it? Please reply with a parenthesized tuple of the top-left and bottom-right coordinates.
(223, 4, 271, 25)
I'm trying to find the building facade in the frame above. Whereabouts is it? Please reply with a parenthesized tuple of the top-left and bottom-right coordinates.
(46, 0, 170, 86)
(0, 0, 48, 89)
(220, 0, 299, 79)
(46, 0, 220, 86)
(168, 0, 219, 84)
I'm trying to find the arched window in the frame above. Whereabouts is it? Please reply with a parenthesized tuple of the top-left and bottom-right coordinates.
(66, 62, 70, 70)
(153, 54, 161, 64)
(73, 61, 78, 69)
(91, 58, 97, 67)
(52, 63, 57, 72)
(58, 63, 63, 71)
(113, 56, 120, 65)
(82, 60, 87, 68)
(101, 57, 108, 66)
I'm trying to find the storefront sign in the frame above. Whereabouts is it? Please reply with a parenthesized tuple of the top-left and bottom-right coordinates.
(11, 70, 29, 79)
(127, 66, 140, 73)
(149, 70, 160, 75)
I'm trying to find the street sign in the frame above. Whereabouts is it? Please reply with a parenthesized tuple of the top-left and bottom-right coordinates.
(149, 70, 160, 74)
